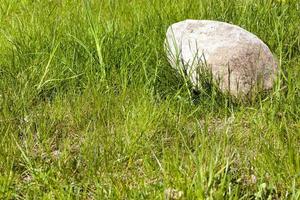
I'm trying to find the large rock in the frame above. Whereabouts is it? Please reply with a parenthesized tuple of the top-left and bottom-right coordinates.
(165, 19, 278, 97)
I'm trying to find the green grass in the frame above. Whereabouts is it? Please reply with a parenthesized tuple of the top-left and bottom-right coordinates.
(0, 0, 299, 199)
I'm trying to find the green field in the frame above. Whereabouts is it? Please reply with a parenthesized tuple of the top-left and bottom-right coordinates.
(0, 0, 299, 199)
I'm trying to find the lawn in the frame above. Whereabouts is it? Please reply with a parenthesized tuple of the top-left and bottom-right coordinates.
(0, 0, 299, 199)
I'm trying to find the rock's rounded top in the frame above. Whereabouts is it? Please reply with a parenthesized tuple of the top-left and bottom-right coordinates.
(165, 20, 278, 97)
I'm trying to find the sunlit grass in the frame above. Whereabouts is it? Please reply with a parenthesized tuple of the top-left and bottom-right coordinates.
(0, 0, 299, 199)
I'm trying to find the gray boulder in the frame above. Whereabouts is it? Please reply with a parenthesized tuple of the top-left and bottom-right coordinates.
(165, 19, 278, 97)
